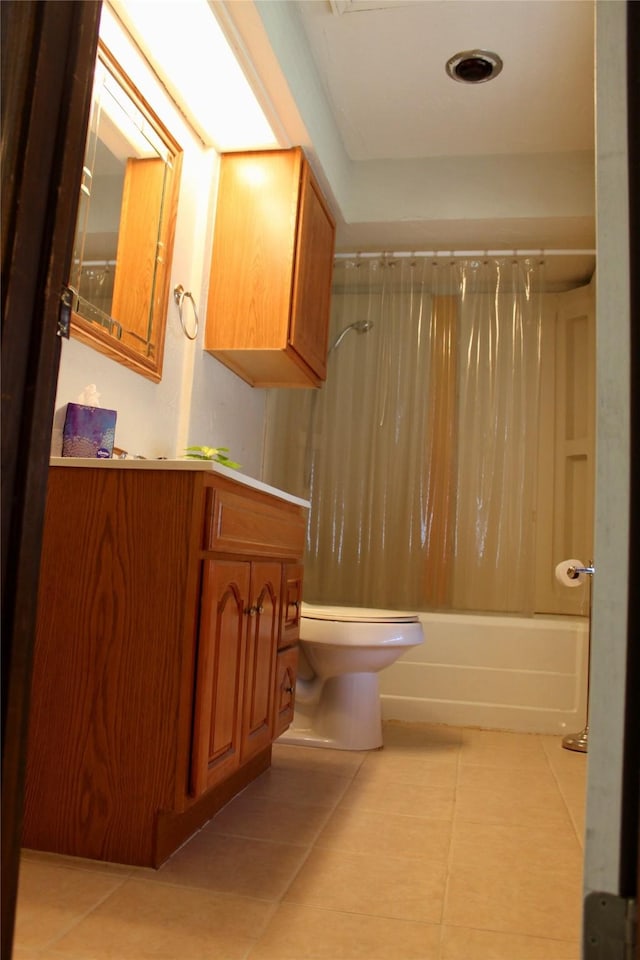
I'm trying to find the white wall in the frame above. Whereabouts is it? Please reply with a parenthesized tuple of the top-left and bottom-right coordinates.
(52, 9, 267, 479)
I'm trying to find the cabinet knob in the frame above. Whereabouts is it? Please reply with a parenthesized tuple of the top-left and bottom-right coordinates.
(284, 685, 295, 694)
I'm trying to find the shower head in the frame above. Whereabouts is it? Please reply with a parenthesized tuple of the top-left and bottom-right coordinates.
(328, 319, 375, 354)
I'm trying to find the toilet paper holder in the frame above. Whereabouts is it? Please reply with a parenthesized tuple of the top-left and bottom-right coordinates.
(567, 563, 595, 578)
(561, 559, 594, 754)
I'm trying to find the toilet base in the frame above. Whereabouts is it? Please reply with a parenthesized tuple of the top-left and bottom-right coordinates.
(277, 672, 383, 751)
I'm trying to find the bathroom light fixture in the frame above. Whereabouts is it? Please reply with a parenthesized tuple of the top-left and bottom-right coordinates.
(445, 49, 503, 84)
(105, 0, 277, 151)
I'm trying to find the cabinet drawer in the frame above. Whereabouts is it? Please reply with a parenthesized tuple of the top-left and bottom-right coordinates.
(281, 563, 303, 649)
(273, 646, 299, 738)
(204, 486, 305, 558)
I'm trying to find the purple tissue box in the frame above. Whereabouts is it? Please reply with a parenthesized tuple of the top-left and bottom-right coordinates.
(62, 403, 117, 459)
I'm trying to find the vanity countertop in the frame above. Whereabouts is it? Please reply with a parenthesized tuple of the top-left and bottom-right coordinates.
(49, 457, 310, 509)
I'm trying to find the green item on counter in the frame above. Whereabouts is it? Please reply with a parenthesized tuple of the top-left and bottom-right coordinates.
(184, 445, 241, 469)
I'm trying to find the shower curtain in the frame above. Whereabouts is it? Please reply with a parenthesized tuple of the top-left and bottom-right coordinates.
(264, 255, 544, 613)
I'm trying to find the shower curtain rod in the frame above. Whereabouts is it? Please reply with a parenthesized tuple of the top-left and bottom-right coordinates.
(334, 248, 596, 259)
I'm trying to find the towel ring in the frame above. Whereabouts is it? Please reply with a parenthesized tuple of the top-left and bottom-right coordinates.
(173, 284, 198, 341)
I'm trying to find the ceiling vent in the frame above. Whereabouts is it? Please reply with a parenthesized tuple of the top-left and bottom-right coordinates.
(329, 0, 417, 12)
(446, 50, 503, 84)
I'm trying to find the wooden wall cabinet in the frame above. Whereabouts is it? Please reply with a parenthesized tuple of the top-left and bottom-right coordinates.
(205, 147, 336, 388)
(23, 465, 306, 868)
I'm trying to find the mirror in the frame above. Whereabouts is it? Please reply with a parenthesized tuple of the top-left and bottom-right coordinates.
(69, 43, 183, 382)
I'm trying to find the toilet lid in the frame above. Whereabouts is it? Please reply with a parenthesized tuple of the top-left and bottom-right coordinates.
(301, 602, 419, 624)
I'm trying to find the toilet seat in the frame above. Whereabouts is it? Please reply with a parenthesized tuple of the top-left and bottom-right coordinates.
(301, 602, 419, 624)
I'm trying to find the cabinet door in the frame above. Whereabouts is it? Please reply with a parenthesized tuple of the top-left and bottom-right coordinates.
(191, 560, 249, 796)
(273, 646, 299, 738)
(241, 562, 281, 762)
(290, 161, 335, 381)
(206, 150, 299, 352)
(281, 562, 303, 650)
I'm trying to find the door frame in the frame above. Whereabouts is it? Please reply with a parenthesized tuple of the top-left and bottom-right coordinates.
(582, 0, 638, 946)
(1, 1, 637, 957)
(1, 2, 101, 955)
(622, 0, 639, 906)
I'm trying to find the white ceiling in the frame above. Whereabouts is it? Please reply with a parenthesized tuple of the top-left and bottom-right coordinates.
(294, 0, 595, 163)
(220, 0, 596, 286)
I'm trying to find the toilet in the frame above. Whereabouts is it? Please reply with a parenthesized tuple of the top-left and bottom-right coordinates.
(278, 602, 424, 751)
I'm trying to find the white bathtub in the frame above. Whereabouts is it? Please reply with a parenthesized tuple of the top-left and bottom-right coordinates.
(379, 611, 589, 735)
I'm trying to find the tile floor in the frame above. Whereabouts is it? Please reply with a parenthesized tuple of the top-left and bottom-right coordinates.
(13, 722, 586, 959)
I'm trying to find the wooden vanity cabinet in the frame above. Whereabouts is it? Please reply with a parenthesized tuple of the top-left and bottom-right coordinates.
(205, 147, 336, 388)
(23, 465, 305, 869)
